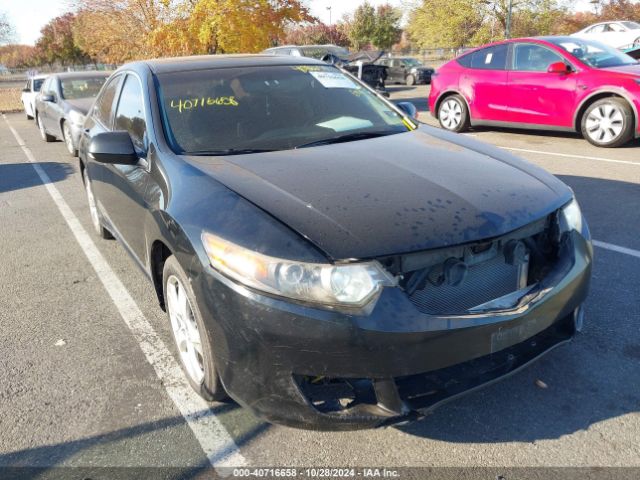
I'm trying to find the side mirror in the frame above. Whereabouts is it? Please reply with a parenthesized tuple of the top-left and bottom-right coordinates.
(40, 93, 55, 102)
(397, 101, 418, 119)
(88, 131, 139, 165)
(22, 87, 30, 93)
(547, 62, 571, 74)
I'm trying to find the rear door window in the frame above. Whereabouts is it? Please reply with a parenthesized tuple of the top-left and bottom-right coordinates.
(468, 44, 509, 70)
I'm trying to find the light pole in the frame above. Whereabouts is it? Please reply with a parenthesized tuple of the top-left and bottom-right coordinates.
(505, 0, 513, 39)
(327, 5, 332, 26)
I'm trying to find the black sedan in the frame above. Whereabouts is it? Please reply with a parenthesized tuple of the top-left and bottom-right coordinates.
(78, 55, 592, 430)
(35, 71, 109, 156)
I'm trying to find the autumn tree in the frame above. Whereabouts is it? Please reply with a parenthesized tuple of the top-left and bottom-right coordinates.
(0, 45, 38, 68)
(283, 23, 350, 46)
(72, 0, 171, 63)
(35, 13, 91, 65)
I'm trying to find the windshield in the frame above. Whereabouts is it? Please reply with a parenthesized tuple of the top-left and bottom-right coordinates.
(60, 76, 107, 100)
(402, 58, 422, 67)
(547, 38, 638, 68)
(33, 78, 45, 92)
(156, 65, 411, 155)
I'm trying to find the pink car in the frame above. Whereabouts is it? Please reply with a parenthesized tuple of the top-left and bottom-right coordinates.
(429, 36, 640, 147)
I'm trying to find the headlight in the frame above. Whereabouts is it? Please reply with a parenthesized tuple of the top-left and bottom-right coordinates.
(202, 232, 396, 307)
(561, 198, 583, 232)
(68, 110, 85, 126)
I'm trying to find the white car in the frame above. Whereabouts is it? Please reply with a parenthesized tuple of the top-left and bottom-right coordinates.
(572, 21, 640, 50)
(20, 74, 48, 120)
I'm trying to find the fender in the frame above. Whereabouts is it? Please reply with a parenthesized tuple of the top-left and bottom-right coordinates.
(433, 89, 471, 119)
(574, 87, 640, 135)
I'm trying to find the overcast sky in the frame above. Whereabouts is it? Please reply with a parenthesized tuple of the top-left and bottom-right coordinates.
(5, 0, 597, 46)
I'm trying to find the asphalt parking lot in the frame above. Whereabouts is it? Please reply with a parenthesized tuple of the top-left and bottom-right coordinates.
(0, 83, 639, 475)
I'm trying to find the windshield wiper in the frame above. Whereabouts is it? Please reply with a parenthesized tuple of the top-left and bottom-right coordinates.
(186, 148, 277, 156)
(294, 131, 397, 149)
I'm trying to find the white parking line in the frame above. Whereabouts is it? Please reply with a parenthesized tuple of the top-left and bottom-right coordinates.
(2, 114, 246, 469)
(593, 240, 640, 260)
(501, 146, 640, 166)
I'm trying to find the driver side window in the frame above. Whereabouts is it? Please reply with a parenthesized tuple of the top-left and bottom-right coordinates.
(114, 74, 147, 154)
(94, 75, 122, 128)
(512, 44, 563, 72)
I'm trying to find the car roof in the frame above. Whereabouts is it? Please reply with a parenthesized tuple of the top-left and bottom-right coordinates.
(136, 54, 327, 74)
(50, 71, 111, 79)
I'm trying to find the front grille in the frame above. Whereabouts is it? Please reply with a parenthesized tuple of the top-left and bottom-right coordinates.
(409, 252, 524, 315)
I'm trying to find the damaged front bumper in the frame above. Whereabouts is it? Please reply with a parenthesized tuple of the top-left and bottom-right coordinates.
(193, 232, 592, 430)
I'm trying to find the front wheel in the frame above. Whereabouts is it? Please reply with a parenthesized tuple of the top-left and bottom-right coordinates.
(405, 74, 416, 86)
(163, 256, 227, 402)
(437, 94, 470, 133)
(83, 168, 112, 239)
(62, 122, 77, 156)
(37, 113, 55, 142)
(581, 97, 634, 148)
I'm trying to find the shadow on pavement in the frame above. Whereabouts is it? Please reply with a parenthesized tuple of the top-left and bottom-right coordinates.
(0, 403, 270, 473)
(0, 162, 74, 194)
(397, 175, 640, 443)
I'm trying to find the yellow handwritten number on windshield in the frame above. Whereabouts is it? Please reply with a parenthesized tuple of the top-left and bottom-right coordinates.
(170, 96, 239, 113)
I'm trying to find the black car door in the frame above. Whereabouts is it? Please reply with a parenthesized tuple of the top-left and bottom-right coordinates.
(98, 73, 151, 263)
(83, 73, 124, 199)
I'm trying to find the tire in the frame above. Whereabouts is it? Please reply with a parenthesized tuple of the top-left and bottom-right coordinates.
(24, 103, 33, 120)
(83, 168, 113, 239)
(405, 74, 416, 86)
(437, 94, 470, 133)
(36, 113, 55, 142)
(163, 255, 227, 402)
(581, 97, 634, 148)
(62, 121, 77, 156)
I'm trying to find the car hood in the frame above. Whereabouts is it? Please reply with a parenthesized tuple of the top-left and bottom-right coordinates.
(187, 127, 571, 260)
(64, 98, 94, 115)
(602, 64, 640, 76)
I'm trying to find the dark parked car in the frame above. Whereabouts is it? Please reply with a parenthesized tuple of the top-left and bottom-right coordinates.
(375, 56, 435, 85)
(79, 55, 592, 430)
(35, 71, 110, 156)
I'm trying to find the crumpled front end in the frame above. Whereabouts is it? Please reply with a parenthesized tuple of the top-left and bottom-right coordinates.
(193, 208, 592, 430)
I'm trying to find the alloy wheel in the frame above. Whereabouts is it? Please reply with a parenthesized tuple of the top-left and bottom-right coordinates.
(440, 99, 463, 130)
(585, 103, 625, 144)
(166, 275, 205, 385)
(83, 169, 102, 234)
(63, 123, 75, 155)
(38, 115, 47, 140)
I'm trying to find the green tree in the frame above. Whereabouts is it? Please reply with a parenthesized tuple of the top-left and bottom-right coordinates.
(407, 0, 485, 49)
(407, 0, 567, 49)
(371, 4, 402, 50)
(347, 2, 377, 50)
